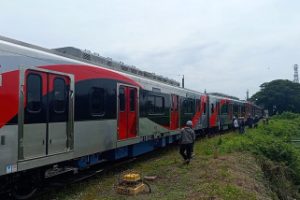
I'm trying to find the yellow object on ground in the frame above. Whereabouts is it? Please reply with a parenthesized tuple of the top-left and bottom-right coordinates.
(116, 171, 147, 195)
(123, 173, 141, 182)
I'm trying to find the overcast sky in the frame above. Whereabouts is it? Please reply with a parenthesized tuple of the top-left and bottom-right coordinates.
(1, 0, 300, 99)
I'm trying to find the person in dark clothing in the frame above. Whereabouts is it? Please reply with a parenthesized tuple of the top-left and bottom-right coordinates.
(179, 120, 196, 164)
(238, 117, 245, 134)
(246, 114, 253, 128)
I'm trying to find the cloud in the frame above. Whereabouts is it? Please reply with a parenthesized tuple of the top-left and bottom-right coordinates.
(1, 0, 300, 99)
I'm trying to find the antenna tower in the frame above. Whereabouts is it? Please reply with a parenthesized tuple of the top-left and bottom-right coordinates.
(294, 64, 299, 83)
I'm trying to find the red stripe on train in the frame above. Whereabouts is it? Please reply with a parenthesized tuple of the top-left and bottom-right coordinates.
(0, 70, 19, 127)
(0, 64, 142, 128)
(39, 64, 142, 88)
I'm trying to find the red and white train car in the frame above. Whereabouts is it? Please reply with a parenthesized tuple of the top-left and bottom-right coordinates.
(0, 36, 262, 198)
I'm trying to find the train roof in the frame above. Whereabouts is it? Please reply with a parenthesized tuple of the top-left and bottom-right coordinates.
(0, 35, 260, 106)
(0, 35, 180, 87)
(208, 92, 239, 100)
(0, 35, 205, 97)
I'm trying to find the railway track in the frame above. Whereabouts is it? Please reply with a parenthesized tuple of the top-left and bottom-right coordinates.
(3, 156, 141, 200)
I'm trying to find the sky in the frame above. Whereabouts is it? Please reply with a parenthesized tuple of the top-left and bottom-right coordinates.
(1, 0, 300, 99)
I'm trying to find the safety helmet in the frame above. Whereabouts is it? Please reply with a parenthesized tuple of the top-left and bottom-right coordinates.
(186, 120, 193, 126)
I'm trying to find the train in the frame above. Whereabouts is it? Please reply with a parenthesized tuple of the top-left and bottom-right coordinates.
(0, 36, 262, 198)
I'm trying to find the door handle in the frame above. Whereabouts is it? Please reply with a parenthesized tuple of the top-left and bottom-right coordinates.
(42, 140, 45, 145)
(69, 90, 74, 99)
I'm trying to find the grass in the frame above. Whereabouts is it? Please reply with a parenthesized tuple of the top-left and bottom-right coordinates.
(36, 112, 300, 200)
(36, 137, 273, 200)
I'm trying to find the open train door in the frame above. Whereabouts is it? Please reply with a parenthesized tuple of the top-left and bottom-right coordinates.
(117, 84, 138, 140)
(19, 68, 74, 160)
(170, 94, 179, 130)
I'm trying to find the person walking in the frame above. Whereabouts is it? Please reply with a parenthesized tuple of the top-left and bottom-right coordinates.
(233, 116, 239, 132)
(179, 120, 195, 164)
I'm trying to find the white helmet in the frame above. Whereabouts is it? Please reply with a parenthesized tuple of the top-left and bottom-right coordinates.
(186, 120, 193, 126)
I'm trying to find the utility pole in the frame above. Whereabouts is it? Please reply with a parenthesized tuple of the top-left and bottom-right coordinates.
(294, 64, 299, 83)
(182, 75, 184, 88)
(246, 89, 249, 101)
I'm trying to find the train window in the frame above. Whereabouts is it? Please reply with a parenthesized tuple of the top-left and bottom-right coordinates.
(190, 100, 195, 113)
(26, 74, 42, 113)
(130, 88, 136, 111)
(221, 103, 228, 114)
(53, 78, 66, 113)
(119, 87, 125, 112)
(233, 105, 238, 113)
(147, 95, 165, 114)
(155, 96, 164, 113)
(241, 106, 245, 115)
(156, 97, 162, 110)
(211, 103, 214, 113)
(159, 96, 165, 113)
(147, 95, 155, 113)
(90, 87, 105, 116)
(183, 99, 194, 114)
(203, 103, 206, 114)
(183, 100, 187, 113)
(230, 104, 233, 112)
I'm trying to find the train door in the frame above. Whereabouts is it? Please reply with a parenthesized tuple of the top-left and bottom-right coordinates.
(118, 84, 138, 140)
(22, 69, 73, 160)
(48, 74, 70, 154)
(170, 94, 179, 130)
(200, 95, 208, 129)
(209, 97, 217, 128)
(206, 96, 210, 128)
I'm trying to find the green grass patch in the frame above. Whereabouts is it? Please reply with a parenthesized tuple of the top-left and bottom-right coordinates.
(215, 112, 300, 199)
(36, 112, 300, 200)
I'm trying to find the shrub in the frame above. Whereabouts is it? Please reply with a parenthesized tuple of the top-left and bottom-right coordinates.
(272, 112, 300, 120)
(219, 113, 300, 199)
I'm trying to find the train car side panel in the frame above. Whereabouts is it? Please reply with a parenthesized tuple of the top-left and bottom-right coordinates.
(0, 71, 19, 176)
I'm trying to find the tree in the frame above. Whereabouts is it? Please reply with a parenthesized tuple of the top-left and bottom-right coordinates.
(250, 79, 300, 115)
